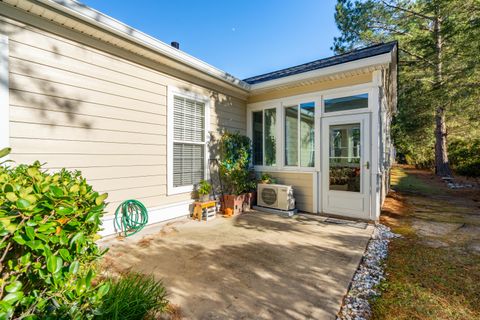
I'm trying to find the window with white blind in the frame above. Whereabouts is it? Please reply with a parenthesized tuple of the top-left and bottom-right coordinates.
(168, 88, 209, 195)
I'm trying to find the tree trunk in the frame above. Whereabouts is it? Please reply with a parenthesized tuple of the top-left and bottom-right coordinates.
(435, 106, 452, 176)
(433, 10, 452, 176)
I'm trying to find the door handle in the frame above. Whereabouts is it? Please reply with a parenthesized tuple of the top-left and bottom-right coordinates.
(364, 161, 370, 169)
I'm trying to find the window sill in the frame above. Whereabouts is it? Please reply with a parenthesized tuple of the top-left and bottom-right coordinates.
(168, 185, 194, 196)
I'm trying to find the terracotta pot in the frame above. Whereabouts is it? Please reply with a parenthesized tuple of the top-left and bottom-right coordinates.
(223, 194, 244, 215)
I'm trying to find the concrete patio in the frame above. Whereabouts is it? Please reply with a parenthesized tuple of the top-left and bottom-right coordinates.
(101, 212, 373, 320)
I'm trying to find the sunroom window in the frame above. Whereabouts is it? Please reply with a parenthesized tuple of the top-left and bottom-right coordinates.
(252, 108, 276, 166)
(324, 93, 368, 113)
(284, 102, 315, 167)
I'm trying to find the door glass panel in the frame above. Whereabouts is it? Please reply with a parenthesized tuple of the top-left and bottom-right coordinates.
(329, 123, 361, 192)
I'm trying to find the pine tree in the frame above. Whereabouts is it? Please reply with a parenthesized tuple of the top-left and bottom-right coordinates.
(333, 0, 480, 176)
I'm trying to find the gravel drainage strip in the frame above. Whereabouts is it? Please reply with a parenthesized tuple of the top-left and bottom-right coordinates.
(337, 224, 401, 320)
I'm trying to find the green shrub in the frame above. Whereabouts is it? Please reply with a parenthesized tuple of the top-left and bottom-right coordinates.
(449, 139, 480, 177)
(0, 156, 110, 319)
(95, 272, 168, 320)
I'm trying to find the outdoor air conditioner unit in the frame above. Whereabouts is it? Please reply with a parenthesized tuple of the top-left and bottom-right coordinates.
(257, 184, 295, 211)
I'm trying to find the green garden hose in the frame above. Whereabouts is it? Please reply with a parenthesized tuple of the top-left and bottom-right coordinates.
(114, 200, 148, 237)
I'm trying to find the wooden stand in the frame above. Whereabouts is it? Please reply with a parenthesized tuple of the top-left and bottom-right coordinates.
(192, 200, 217, 221)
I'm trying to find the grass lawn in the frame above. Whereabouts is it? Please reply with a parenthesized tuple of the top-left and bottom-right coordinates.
(371, 166, 480, 320)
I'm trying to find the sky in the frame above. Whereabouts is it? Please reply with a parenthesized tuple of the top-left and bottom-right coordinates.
(81, 0, 340, 79)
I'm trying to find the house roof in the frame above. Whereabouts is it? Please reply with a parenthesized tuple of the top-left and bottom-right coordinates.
(3, 0, 397, 95)
(243, 42, 398, 85)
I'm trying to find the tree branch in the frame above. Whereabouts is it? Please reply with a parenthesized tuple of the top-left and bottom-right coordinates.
(399, 47, 436, 68)
(380, 0, 435, 20)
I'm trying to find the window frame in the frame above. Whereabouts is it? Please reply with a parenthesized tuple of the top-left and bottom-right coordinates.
(250, 106, 279, 168)
(167, 86, 210, 195)
(283, 101, 316, 169)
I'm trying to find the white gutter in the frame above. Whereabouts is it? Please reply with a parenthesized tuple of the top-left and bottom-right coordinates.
(32, 0, 250, 91)
(249, 52, 392, 92)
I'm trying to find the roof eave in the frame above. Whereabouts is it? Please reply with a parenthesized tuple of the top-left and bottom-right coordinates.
(249, 52, 393, 94)
(10, 0, 251, 93)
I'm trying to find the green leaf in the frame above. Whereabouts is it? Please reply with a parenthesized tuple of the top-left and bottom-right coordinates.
(46, 255, 63, 274)
(96, 283, 110, 298)
(25, 226, 35, 240)
(58, 248, 71, 262)
(3, 184, 13, 193)
(16, 198, 31, 210)
(26, 240, 43, 251)
(70, 232, 84, 247)
(69, 260, 79, 274)
(49, 185, 64, 197)
(2, 292, 23, 304)
(27, 167, 38, 177)
(12, 235, 26, 245)
(24, 194, 37, 204)
(5, 192, 17, 202)
(85, 269, 94, 289)
(5, 281, 22, 293)
(85, 211, 99, 224)
(19, 252, 31, 265)
(56, 206, 74, 215)
(69, 185, 80, 193)
(95, 193, 108, 206)
(5, 223, 17, 234)
(0, 147, 11, 159)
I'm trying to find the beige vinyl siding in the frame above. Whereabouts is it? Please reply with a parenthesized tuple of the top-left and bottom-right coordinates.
(3, 16, 247, 215)
(261, 172, 314, 213)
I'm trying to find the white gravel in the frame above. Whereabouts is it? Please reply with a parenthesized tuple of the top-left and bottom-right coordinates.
(337, 224, 401, 320)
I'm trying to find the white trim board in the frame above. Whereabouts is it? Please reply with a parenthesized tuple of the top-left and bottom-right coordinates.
(0, 34, 9, 154)
(99, 200, 193, 237)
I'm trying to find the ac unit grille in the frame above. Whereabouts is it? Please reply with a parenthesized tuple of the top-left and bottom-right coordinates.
(261, 188, 277, 205)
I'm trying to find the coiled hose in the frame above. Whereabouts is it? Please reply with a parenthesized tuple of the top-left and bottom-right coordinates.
(114, 200, 148, 237)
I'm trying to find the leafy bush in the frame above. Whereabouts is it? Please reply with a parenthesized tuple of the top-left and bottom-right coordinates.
(94, 272, 168, 320)
(219, 132, 255, 195)
(449, 139, 480, 177)
(0, 154, 109, 319)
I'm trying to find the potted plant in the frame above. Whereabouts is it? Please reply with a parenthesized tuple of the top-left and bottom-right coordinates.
(258, 172, 276, 184)
(196, 179, 212, 202)
(218, 132, 254, 215)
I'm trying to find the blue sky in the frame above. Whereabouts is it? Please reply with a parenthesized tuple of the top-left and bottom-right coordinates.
(81, 0, 340, 79)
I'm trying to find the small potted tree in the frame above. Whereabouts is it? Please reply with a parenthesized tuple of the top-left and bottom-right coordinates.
(196, 179, 212, 202)
(219, 132, 254, 215)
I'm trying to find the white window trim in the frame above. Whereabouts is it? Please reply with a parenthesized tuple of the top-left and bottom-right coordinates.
(0, 34, 9, 156)
(167, 86, 210, 195)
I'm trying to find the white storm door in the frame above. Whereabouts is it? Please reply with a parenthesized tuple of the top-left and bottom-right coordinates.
(321, 113, 370, 219)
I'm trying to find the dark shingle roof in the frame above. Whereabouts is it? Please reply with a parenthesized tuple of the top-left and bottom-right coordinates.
(243, 41, 397, 85)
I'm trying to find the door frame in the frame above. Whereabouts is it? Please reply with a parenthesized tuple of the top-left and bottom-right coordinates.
(320, 113, 371, 219)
